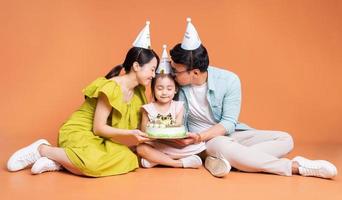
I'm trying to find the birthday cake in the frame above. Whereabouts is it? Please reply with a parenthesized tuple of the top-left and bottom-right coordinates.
(146, 113, 187, 139)
(146, 124, 187, 139)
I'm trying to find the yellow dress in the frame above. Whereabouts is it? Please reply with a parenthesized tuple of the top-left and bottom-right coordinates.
(58, 77, 147, 177)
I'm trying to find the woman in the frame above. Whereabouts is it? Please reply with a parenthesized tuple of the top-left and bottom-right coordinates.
(7, 21, 160, 177)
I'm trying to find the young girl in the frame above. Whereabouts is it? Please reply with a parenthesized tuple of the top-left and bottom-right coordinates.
(137, 59, 206, 168)
(7, 21, 160, 177)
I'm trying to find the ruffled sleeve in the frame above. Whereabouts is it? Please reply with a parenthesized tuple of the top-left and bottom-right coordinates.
(142, 103, 157, 121)
(82, 77, 123, 115)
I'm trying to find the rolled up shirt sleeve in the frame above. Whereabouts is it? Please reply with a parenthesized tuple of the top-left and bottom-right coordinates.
(218, 75, 242, 135)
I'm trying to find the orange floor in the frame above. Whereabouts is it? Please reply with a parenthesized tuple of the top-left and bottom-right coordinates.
(1, 140, 341, 200)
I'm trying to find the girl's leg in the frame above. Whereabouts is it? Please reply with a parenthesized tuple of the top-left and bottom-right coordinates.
(136, 144, 182, 168)
(38, 144, 83, 175)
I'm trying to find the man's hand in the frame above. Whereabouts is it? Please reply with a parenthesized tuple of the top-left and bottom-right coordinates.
(157, 132, 201, 148)
(186, 132, 202, 144)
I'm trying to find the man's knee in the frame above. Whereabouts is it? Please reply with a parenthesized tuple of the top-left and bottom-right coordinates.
(278, 131, 294, 153)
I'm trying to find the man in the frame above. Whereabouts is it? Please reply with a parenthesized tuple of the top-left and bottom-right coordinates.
(168, 18, 337, 179)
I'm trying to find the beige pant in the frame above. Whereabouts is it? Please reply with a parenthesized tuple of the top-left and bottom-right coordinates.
(206, 130, 294, 176)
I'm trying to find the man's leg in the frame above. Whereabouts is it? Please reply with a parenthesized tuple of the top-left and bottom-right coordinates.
(230, 130, 294, 158)
(206, 131, 337, 178)
(206, 135, 293, 176)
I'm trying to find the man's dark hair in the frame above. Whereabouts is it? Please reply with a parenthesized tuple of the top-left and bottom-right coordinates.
(170, 43, 209, 72)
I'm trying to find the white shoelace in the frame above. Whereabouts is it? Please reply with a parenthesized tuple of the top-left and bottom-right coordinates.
(299, 161, 322, 176)
(46, 159, 61, 171)
(215, 152, 228, 162)
(300, 167, 320, 176)
(18, 151, 40, 166)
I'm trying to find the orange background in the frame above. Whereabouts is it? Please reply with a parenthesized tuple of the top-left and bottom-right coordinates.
(1, 0, 341, 145)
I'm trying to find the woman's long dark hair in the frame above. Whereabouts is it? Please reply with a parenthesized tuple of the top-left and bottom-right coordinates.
(105, 47, 160, 79)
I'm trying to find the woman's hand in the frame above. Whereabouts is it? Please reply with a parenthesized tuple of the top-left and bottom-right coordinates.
(110, 129, 152, 147)
(131, 129, 152, 144)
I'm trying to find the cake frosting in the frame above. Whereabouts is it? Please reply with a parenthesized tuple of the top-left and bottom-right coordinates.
(145, 111, 187, 139)
(146, 124, 187, 139)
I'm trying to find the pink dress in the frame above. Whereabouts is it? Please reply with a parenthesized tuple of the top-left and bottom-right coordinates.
(142, 101, 206, 159)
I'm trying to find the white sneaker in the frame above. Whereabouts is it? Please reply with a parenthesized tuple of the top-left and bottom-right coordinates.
(141, 158, 158, 168)
(292, 156, 338, 179)
(205, 155, 231, 177)
(180, 155, 203, 168)
(31, 157, 62, 174)
(7, 139, 50, 172)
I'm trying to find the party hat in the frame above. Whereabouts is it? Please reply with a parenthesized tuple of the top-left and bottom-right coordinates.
(132, 21, 151, 49)
(181, 18, 201, 50)
(156, 44, 172, 74)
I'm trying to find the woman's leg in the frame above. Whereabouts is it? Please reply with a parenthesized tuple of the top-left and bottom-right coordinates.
(38, 144, 83, 175)
(7, 139, 83, 175)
